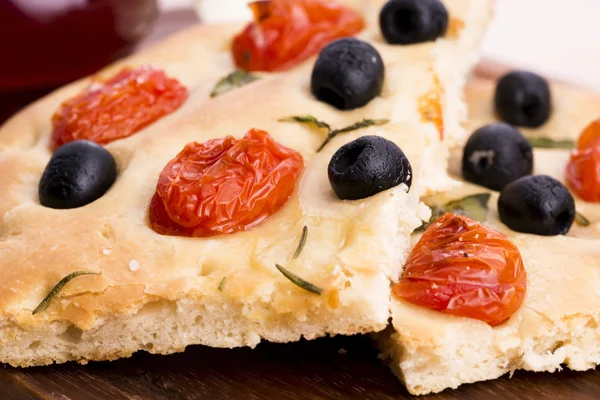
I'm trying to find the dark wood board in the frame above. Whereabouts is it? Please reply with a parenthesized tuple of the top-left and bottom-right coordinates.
(2, 335, 600, 400)
(2, 8, 600, 400)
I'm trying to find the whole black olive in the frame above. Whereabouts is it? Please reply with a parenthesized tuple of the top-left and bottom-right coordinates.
(462, 123, 533, 191)
(498, 175, 575, 236)
(379, 0, 449, 45)
(39, 140, 117, 209)
(495, 70, 552, 128)
(311, 38, 384, 111)
(328, 135, 412, 200)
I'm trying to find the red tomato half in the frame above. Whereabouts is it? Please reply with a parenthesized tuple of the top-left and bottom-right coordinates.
(566, 119, 600, 202)
(51, 66, 188, 150)
(231, 0, 364, 72)
(149, 128, 304, 237)
(393, 213, 527, 326)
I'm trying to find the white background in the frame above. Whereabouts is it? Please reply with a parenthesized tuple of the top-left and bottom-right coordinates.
(158, 0, 600, 91)
(483, 0, 600, 91)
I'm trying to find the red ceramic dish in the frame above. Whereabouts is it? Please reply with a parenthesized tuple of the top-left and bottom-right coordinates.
(0, 0, 158, 123)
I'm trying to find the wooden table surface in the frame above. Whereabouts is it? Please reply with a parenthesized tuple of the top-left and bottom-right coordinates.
(2, 334, 600, 400)
(2, 8, 600, 400)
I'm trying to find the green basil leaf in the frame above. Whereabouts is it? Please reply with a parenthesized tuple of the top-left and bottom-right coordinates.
(211, 70, 259, 98)
(415, 193, 491, 233)
(528, 137, 575, 149)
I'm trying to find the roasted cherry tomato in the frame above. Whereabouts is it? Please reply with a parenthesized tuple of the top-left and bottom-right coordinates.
(393, 213, 526, 326)
(232, 0, 364, 72)
(566, 119, 600, 202)
(575, 118, 600, 149)
(51, 66, 188, 150)
(149, 128, 304, 237)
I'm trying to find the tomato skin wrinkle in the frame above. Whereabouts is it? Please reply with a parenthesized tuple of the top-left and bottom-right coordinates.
(232, 0, 364, 72)
(149, 128, 304, 237)
(51, 65, 188, 150)
(566, 118, 600, 202)
(394, 213, 526, 326)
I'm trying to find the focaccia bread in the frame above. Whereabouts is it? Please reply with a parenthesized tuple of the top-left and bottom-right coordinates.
(349, 0, 498, 150)
(465, 77, 600, 146)
(461, 77, 600, 236)
(0, 0, 493, 367)
(378, 78, 600, 395)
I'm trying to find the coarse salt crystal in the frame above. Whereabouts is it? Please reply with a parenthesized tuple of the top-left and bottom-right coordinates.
(129, 259, 141, 271)
(102, 249, 112, 255)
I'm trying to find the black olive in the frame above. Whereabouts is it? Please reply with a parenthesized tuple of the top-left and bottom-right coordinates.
(311, 38, 384, 111)
(328, 135, 412, 200)
(462, 123, 533, 191)
(494, 70, 552, 128)
(379, 0, 448, 45)
(498, 175, 575, 236)
(39, 140, 117, 209)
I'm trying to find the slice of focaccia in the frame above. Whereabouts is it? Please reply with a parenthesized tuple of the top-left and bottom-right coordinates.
(378, 77, 600, 395)
(0, 0, 493, 367)
(463, 77, 600, 236)
(359, 0, 497, 149)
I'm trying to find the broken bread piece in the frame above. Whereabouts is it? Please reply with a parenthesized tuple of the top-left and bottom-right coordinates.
(378, 77, 600, 395)
(0, 0, 492, 367)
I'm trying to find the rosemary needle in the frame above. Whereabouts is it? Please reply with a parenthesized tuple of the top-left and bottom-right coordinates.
(292, 226, 308, 260)
(275, 264, 323, 295)
(278, 115, 331, 131)
(32, 271, 100, 315)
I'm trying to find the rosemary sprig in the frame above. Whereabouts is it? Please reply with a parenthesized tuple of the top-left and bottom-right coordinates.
(275, 264, 323, 295)
(316, 119, 390, 152)
(210, 70, 259, 97)
(292, 226, 308, 260)
(575, 211, 591, 227)
(330, 119, 390, 136)
(279, 115, 389, 152)
(218, 277, 227, 291)
(32, 271, 100, 315)
(528, 137, 575, 149)
(278, 115, 331, 131)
